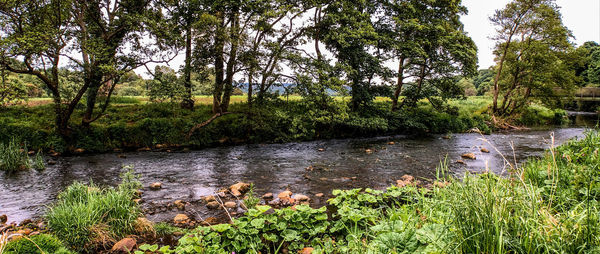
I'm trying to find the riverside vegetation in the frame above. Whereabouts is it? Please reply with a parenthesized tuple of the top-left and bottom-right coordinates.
(1, 130, 597, 253)
(0, 96, 568, 155)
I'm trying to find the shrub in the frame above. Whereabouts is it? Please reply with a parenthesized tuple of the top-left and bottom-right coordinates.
(45, 168, 142, 253)
(2, 234, 73, 254)
(0, 139, 45, 172)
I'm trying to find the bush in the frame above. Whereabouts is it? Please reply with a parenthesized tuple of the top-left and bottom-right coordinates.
(45, 168, 142, 253)
(2, 234, 73, 254)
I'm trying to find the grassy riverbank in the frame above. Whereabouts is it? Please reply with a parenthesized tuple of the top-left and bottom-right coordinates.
(2, 131, 597, 253)
(0, 96, 566, 154)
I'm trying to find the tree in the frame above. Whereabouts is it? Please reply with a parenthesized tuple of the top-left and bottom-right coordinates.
(378, 0, 477, 111)
(71, 0, 173, 126)
(577, 41, 600, 85)
(319, 0, 382, 111)
(0, 0, 82, 136)
(490, 0, 578, 115)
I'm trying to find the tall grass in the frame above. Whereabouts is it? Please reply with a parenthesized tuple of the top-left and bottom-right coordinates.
(45, 168, 142, 253)
(0, 139, 44, 172)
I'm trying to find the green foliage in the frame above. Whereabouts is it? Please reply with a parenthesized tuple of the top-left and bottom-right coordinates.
(3, 234, 73, 254)
(45, 168, 142, 253)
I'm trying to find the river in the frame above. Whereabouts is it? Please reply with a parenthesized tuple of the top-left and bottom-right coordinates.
(0, 113, 598, 224)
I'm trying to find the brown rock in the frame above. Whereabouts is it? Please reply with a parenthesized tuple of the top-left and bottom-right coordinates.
(481, 148, 490, 153)
(204, 195, 216, 202)
(74, 148, 85, 154)
(365, 149, 373, 154)
(388, 141, 395, 145)
(134, 217, 154, 233)
(137, 147, 151, 152)
(149, 182, 162, 190)
(173, 214, 190, 225)
(224, 201, 237, 209)
(201, 217, 219, 226)
(396, 174, 416, 188)
(293, 194, 310, 202)
(155, 144, 166, 149)
(461, 153, 476, 160)
(0, 214, 6, 224)
(174, 200, 185, 210)
(300, 247, 314, 254)
(433, 181, 450, 188)
(315, 193, 324, 198)
(230, 182, 250, 197)
(318, 148, 325, 152)
(206, 201, 220, 209)
(47, 160, 57, 165)
(262, 193, 274, 199)
(456, 160, 466, 165)
(111, 238, 137, 253)
(278, 190, 292, 199)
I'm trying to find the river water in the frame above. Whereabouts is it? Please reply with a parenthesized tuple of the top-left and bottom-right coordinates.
(0, 113, 598, 224)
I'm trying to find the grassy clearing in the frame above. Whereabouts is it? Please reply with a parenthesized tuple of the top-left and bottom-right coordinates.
(45, 168, 144, 253)
(139, 130, 599, 254)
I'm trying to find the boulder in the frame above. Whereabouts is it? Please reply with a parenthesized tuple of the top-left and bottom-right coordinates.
(461, 153, 476, 160)
(173, 214, 190, 225)
(224, 201, 237, 209)
(230, 182, 250, 197)
(174, 200, 185, 210)
(481, 148, 490, 153)
(262, 193, 274, 199)
(206, 201, 220, 209)
(0, 214, 6, 224)
(293, 194, 310, 202)
(149, 182, 162, 190)
(111, 238, 137, 253)
(278, 190, 292, 199)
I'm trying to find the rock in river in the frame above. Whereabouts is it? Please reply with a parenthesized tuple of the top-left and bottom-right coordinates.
(206, 201, 220, 209)
(461, 153, 476, 160)
(481, 148, 490, 153)
(0, 214, 6, 224)
(278, 190, 292, 199)
(149, 182, 162, 190)
(224, 201, 237, 209)
(174, 200, 185, 210)
(262, 193, 274, 199)
(293, 194, 310, 202)
(230, 182, 250, 197)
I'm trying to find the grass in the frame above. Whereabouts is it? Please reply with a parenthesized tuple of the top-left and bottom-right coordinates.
(1, 234, 73, 254)
(45, 168, 143, 253)
(0, 139, 44, 172)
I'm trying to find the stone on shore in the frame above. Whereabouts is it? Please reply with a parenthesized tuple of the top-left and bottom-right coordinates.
(262, 193, 274, 199)
(174, 214, 190, 225)
(230, 182, 250, 197)
(111, 238, 137, 253)
(206, 201, 220, 209)
(224, 201, 237, 209)
(174, 200, 185, 210)
(278, 190, 292, 199)
(293, 194, 310, 202)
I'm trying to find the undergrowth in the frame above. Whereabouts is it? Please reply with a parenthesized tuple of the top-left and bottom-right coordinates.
(45, 167, 143, 253)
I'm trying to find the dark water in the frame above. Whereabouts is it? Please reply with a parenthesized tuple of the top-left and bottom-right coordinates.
(0, 115, 597, 224)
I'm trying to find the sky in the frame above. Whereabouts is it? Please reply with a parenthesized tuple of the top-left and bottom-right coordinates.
(137, 0, 600, 77)
(462, 0, 600, 69)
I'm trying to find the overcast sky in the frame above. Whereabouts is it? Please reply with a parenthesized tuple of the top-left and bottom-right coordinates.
(462, 0, 600, 69)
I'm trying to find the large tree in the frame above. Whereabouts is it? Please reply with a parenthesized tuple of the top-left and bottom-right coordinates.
(0, 0, 81, 136)
(491, 0, 577, 115)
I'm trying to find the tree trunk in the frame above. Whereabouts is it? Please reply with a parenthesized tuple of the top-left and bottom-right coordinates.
(181, 25, 194, 110)
(82, 70, 103, 127)
(247, 72, 253, 109)
(212, 11, 226, 114)
(391, 57, 405, 111)
(220, 7, 240, 113)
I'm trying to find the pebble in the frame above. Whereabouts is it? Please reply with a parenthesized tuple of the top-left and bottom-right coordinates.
(149, 182, 162, 190)
(224, 201, 237, 209)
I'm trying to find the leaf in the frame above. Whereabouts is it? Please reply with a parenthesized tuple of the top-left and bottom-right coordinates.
(211, 223, 232, 232)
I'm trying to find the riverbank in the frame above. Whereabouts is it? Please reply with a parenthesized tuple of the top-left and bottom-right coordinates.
(1, 130, 598, 253)
(0, 97, 568, 154)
